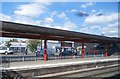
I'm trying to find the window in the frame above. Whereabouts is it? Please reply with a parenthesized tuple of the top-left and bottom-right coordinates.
(0, 47, 7, 50)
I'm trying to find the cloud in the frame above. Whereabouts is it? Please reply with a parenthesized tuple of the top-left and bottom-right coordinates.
(50, 11, 57, 18)
(39, 21, 77, 32)
(91, 9, 96, 12)
(13, 16, 56, 28)
(58, 12, 66, 18)
(43, 17, 53, 24)
(50, 21, 77, 31)
(53, 25, 62, 29)
(80, 24, 118, 37)
(90, 25, 100, 29)
(81, 13, 119, 37)
(63, 21, 77, 30)
(80, 25, 101, 34)
(80, 21, 118, 37)
(101, 22, 118, 37)
(75, 11, 89, 17)
(80, 27, 91, 34)
(70, 9, 78, 12)
(14, 3, 50, 17)
(108, 22, 118, 27)
(0, 13, 41, 26)
(13, 15, 41, 25)
(81, 2, 93, 8)
(96, 13, 104, 16)
(58, 12, 68, 20)
(44, 24, 51, 28)
(0, 13, 11, 21)
(85, 13, 118, 25)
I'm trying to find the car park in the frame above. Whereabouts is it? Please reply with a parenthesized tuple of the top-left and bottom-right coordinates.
(0, 46, 14, 55)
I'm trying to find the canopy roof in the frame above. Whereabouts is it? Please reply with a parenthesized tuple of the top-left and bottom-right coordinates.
(0, 21, 120, 44)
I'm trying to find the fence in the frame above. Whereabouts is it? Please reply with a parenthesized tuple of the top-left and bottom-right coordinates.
(1, 54, 104, 62)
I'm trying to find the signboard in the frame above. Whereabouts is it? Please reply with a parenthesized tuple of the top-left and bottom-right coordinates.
(90, 50, 98, 53)
(61, 42, 72, 47)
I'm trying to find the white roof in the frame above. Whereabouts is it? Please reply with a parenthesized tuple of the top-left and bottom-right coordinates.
(10, 42, 27, 47)
(0, 44, 5, 46)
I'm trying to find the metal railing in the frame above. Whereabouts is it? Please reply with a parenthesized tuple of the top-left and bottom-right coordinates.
(1, 54, 105, 62)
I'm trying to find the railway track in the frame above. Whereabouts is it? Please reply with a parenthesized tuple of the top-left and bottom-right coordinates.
(1, 57, 119, 79)
(33, 64, 119, 79)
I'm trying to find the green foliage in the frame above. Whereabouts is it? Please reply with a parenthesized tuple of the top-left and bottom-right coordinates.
(27, 39, 41, 53)
(9, 38, 18, 42)
(5, 41, 11, 47)
(5, 38, 18, 47)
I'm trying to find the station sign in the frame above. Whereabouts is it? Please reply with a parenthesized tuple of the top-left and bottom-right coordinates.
(61, 42, 72, 47)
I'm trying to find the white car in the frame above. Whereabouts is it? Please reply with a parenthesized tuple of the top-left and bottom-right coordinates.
(0, 46, 13, 55)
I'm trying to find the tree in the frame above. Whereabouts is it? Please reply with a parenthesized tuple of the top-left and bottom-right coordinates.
(27, 39, 41, 53)
(5, 38, 18, 48)
(27, 39, 41, 61)
(9, 38, 18, 42)
(5, 41, 11, 48)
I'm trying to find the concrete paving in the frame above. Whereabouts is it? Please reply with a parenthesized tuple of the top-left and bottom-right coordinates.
(5, 56, 118, 70)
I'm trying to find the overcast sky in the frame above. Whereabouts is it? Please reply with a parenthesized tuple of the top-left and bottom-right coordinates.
(0, 1, 119, 42)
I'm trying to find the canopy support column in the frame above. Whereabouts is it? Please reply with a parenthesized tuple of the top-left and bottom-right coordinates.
(105, 48, 108, 57)
(82, 42, 84, 59)
(44, 40, 47, 61)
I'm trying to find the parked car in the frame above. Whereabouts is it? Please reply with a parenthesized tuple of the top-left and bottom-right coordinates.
(61, 47, 77, 56)
(36, 49, 54, 57)
(55, 47, 77, 56)
(0, 46, 13, 55)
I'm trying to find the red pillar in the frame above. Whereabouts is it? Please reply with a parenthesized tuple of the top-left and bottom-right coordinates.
(44, 40, 47, 61)
(105, 48, 108, 57)
(60, 52, 62, 60)
(82, 42, 84, 59)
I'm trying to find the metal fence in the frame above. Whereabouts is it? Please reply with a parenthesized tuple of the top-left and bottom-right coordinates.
(1, 54, 104, 62)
